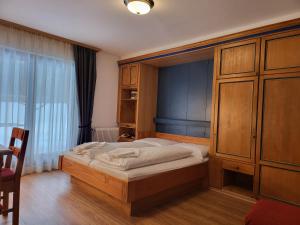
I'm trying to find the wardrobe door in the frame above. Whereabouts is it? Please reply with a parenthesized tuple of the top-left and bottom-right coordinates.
(213, 77, 258, 162)
(215, 39, 260, 79)
(129, 64, 139, 86)
(258, 74, 300, 166)
(261, 30, 300, 75)
(120, 65, 131, 86)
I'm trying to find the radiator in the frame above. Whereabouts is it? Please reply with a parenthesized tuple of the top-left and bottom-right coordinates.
(92, 127, 119, 142)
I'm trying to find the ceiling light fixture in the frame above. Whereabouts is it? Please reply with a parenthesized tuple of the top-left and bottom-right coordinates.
(124, 0, 154, 15)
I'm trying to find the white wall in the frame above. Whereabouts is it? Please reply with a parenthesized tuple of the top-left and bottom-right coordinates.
(92, 51, 119, 128)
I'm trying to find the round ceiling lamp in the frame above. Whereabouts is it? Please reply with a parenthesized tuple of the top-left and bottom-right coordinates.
(124, 0, 154, 15)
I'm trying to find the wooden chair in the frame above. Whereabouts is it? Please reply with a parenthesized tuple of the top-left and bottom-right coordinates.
(0, 128, 29, 225)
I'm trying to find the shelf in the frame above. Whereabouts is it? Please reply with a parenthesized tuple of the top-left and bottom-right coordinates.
(222, 185, 253, 198)
(121, 87, 137, 90)
(121, 98, 137, 101)
(222, 169, 254, 198)
(119, 123, 136, 128)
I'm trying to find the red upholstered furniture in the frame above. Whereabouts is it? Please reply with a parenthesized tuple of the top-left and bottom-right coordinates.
(245, 200, 300, 225)
(0, 128, 29, 225)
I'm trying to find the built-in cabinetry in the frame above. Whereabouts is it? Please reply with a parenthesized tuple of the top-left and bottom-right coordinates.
(210, 30, 300, 204)
(211, 38, 260, 198)
(118, 26, 300, 205)
(256, 30, 300, 205)
(118, 63, 158, 141)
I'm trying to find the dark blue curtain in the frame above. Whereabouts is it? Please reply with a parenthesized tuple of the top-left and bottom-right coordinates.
(73, 45, 97, 144)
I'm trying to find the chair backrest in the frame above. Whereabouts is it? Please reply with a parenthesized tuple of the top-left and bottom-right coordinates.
(5, 128, 29, 179)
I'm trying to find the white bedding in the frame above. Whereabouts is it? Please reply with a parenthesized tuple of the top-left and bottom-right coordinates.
(95, 145, 193, 171)
(64, 138, 209, 181)
(64, 148, 208, 181)
(70, 141, 155, 159)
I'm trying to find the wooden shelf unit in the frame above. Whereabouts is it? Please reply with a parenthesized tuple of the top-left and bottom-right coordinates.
(117, 63, 158, 141)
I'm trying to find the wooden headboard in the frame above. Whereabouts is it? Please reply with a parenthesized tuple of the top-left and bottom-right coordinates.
(155, 132, 210, 145)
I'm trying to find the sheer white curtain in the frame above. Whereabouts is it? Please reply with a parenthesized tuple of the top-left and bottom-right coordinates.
(0, 24, 79, 173)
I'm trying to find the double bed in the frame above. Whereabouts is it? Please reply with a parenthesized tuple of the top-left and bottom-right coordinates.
(59, 132, 210, 216)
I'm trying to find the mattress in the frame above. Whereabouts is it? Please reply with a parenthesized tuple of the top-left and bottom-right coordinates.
(63, 152, 92, 166)
(64, 149, 208, 181)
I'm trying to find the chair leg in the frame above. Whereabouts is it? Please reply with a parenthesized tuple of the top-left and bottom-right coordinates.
(2, 191, 9, 217)
(12, 190, 20, 225)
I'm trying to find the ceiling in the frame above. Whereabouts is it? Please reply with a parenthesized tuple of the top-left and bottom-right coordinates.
(0, 0, 300, 59)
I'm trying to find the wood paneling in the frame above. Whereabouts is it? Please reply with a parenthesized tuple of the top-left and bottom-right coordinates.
(144, 47, 214, 67)
(215, 39, 260, 79)
(261, 30, 300, 74)
(155, 132, 210, 145)
(260, 166, 300, 205)
(214, 77, 258, 162)
(209, 156, 223, 188)
(136, 64, 158, 139)
(259, 75, 300, 166)
(118, 18, 300, 65)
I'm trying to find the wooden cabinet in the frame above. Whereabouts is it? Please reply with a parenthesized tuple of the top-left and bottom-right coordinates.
(261, 30, 300, 75)
(129, 65, 138, 86)
(215, 39, 260, 79)
(255, 30, 300, 204)
(120, 64, 139, 87)
(118, 63, 158, 141)
(210, 38, 260, 198)
(260, 166, 300, 205)
(213, 77, 258, 162)
(257, 74, 300, 166)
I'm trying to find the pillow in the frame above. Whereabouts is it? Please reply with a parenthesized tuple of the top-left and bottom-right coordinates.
(133, 138, 178, 147)
(173, 143, 209, 158)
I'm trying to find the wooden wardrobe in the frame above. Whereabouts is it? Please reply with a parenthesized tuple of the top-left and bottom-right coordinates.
(210, 29, 300, 204)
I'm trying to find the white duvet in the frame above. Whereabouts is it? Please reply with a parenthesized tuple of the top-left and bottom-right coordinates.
(94, 145, 193, 171)
(71, 141, 155, 159)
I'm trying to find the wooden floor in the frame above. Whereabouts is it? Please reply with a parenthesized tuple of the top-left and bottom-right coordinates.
(0, 171, 253, 225)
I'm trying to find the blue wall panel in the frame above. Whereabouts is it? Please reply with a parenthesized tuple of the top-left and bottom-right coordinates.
(156, 59, 213, 138)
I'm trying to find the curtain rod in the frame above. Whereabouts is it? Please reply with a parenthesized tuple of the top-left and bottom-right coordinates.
(0, 19, 101, 52)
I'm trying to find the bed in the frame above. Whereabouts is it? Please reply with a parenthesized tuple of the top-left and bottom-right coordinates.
(59, 132, 209, 216)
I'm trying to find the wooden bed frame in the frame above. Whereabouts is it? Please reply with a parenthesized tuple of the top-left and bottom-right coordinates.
(59, 132, 209, 216)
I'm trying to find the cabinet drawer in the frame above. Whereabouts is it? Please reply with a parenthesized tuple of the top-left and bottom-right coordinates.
(260, 166, 300, 205)
(222, 160, 254, 175)
(215, 39, 260, 79)
(261, 30, 300, 74)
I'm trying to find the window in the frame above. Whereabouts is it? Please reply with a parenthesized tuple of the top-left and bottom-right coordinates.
(0, 46, 79, 173)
